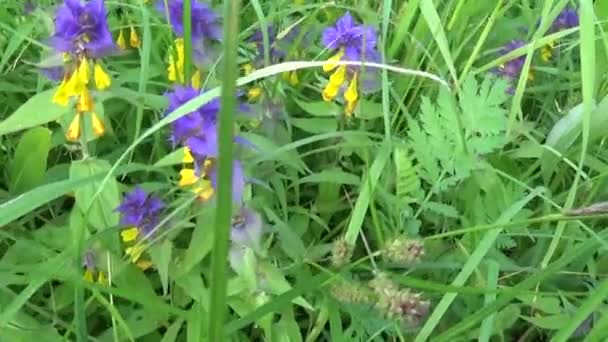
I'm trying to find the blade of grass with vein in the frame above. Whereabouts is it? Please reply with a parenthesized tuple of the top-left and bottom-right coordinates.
(419, 0, 459, 86)
(344, 143, 390, 245)
(539, 0, 595, 277)
(207, 0, 241, 340)
(478, 260, 499, 342)
(380, 0, 392, 142)
(552, 278, 608, 341)
(182, 0, 192, 82)
(415, 187, 544, 341)
(132, 4, 152, 158)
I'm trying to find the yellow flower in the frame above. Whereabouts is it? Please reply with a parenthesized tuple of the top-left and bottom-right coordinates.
(65, 69, 84, 98)
(83, 269, 94, 282)
(129, 25, 140, 48)
(179, 168, 199, 187)
(167, 38, 185, 83)
(66, 114, 81, 142)
(247, 86, 263, 101)
(329, 65, 346, 86)
(121, 227, 139, 242)
(52, 76, 69, 107)
(77, 87, 94, 113)
(126, 245, 145, 263)
(243, 63, 254, 75)
(117, 29, 126, 50)
(289, 71, 299, 86)
(323, 50, 345, 72)
(344, 72, 359, 115)
(191, 70, 202, 89)
(77, 58, 90, 85)
(94, 63, 111, 90)
(541, 41, 555, 62)
(91, 112, 105, 137)
(97, 271, 107, 285)
(194, 180, 214, 201)
(183, 147, 194, 163)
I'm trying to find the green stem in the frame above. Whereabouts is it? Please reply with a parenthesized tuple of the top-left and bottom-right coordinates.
(207, 0, 241, 340)
(183, 0, 192, 84)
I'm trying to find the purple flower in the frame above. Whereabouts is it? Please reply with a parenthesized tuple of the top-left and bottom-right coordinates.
(209, 160, 245, 206)
(497, 40, 526, 80)
(50, 0, 115, 58)
(551, 7, 579, 32)
(115, 186, 165, 233)
(164, 86, 250, 159)
(156, 0, 221, 43)
(321, 12, 379, 62)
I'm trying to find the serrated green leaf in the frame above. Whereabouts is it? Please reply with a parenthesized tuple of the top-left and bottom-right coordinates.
(9, 127, 52, 194)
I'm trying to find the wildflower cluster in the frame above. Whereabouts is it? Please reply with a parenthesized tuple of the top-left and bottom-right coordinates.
(321, 12, 380, 116)
(496, 6, 579, 89)
(115, 186, 166, 267)
(50, 0, 115, 141)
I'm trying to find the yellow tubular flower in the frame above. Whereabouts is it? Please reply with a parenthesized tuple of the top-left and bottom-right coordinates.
(167, 38, 185, 83)
(344, 72, 359, 107)
(289, 71, 299, 86)
(130, 25, 140, 48)
(243, 63, 254, 75)
(194, 179, 214, 201)
(247, 86, 263, 101)
(121, 227, 139, 242)
(52, 76, 69, 106)
(91, 112, 105, 137)
(126, 245, 144, 263)
(65, 69, 84, 98)
(323, 50, 345, 72)
(117, 29, 126, 50)
(183, 147, 194, 163)
(541, 41, 554, 62)
(322, 82, 340, 102)
(77, 87, 94, 113)
(191, 70, 202, 89)
(97, 271, 107, 285)
(83, 269, 94, 282)
(179, 168, 199, 187)
(66, 114, 81, 141)
(78, 58, 90, 85)
(329, 65, 346, 86)
(94, 63, 111, 90)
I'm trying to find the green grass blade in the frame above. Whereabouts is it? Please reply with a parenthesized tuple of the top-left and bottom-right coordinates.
(478, 260, 499, 342)
(207, 0, 241, 340)
(183, 0, 192, 82)
(419, 0, 459, 86)
(344, 143, 390, 245)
